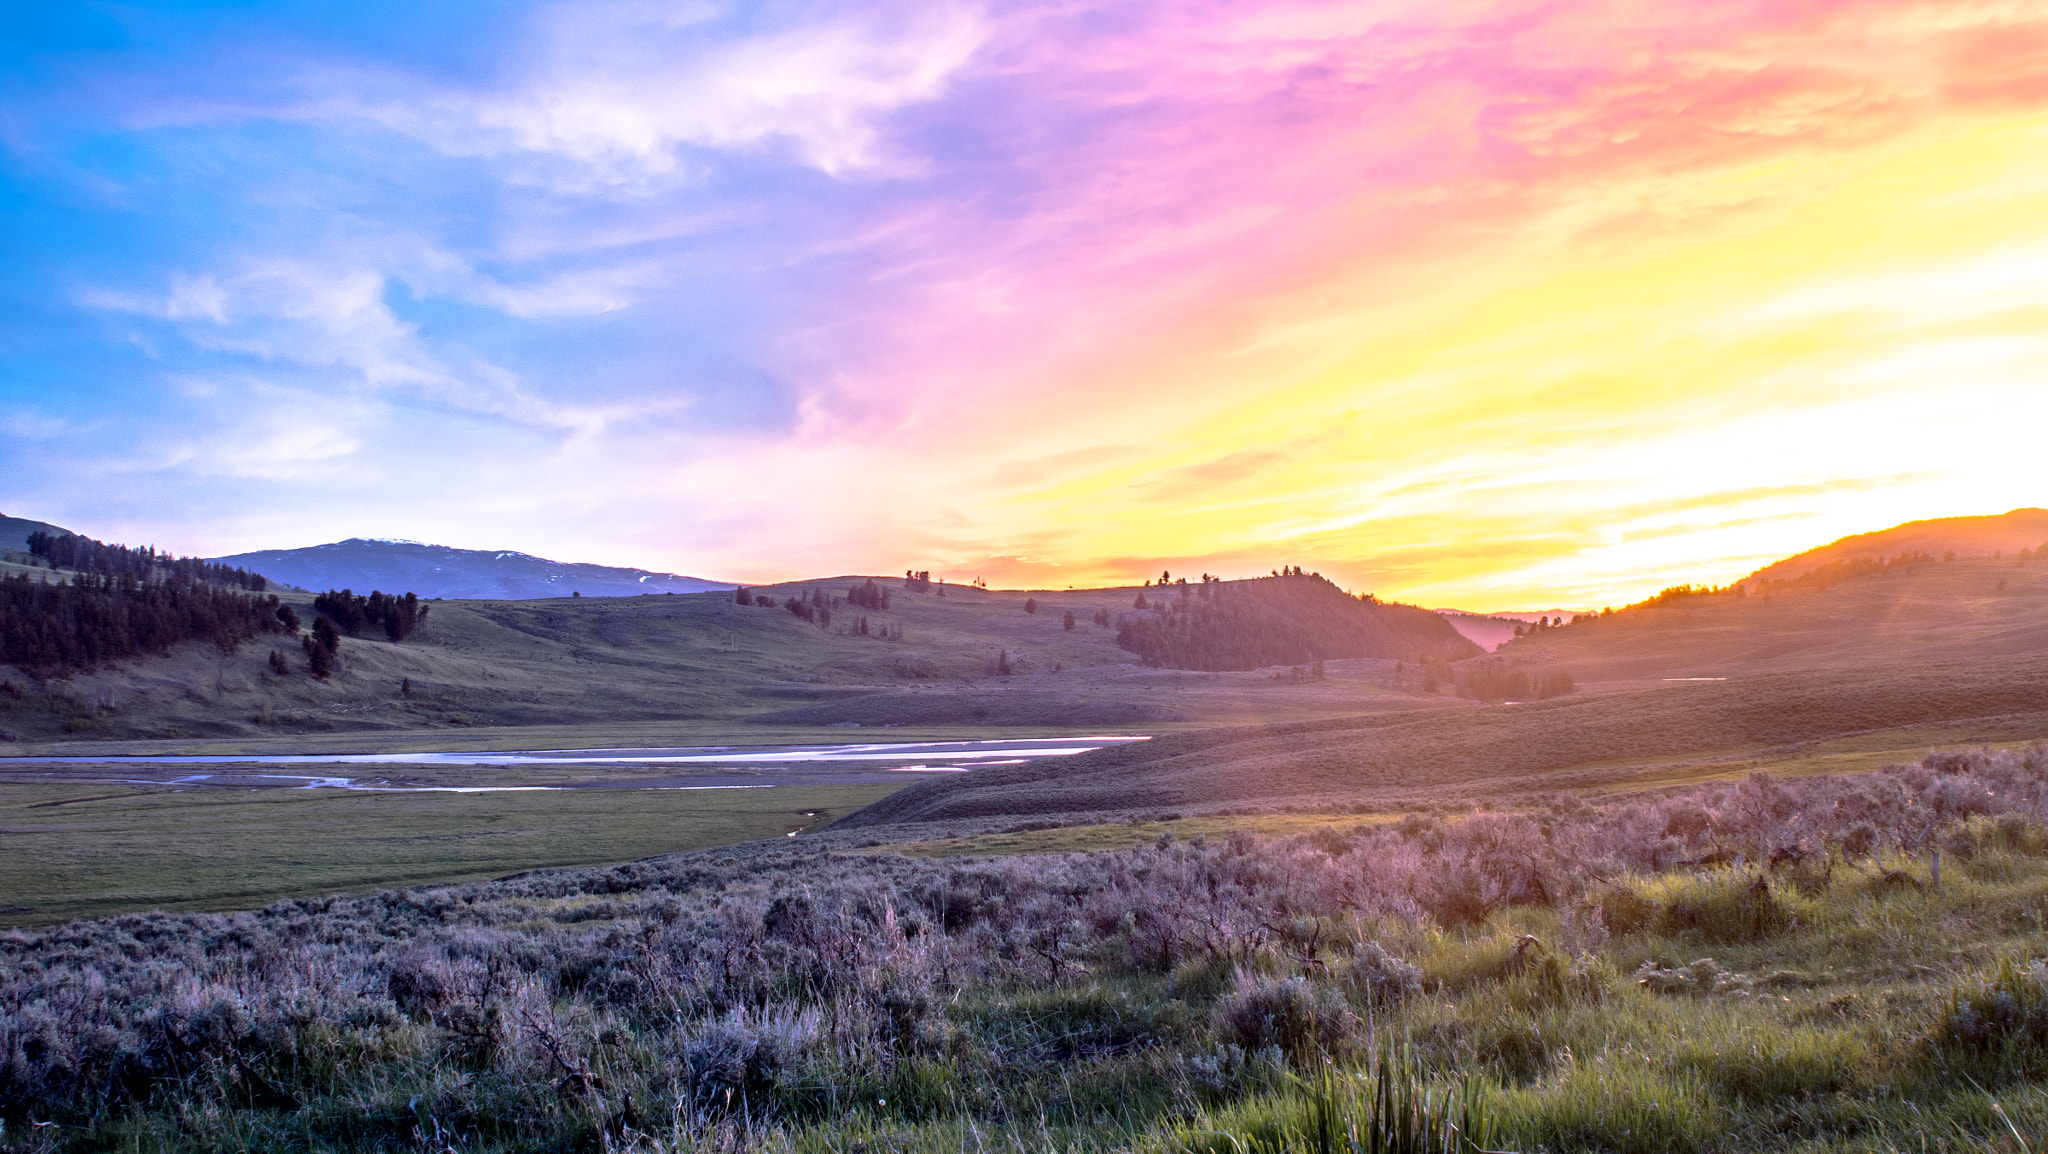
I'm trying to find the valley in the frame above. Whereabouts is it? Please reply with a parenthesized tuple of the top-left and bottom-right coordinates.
(6, 510, 2048, 1154)
(5, 512, 2048, 924)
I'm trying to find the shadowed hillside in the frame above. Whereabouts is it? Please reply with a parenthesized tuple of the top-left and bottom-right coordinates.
(0, 513, 70, 554)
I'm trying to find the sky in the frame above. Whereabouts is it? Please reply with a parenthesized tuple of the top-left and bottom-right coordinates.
(4, 1, 2048, 610)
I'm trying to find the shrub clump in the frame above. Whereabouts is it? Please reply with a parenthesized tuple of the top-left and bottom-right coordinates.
(1340, 940, 1424, 1005)
(1214, 971, 1356, 1061)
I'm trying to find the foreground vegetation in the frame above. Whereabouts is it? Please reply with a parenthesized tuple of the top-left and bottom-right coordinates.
(8, 745, 2048, 1151)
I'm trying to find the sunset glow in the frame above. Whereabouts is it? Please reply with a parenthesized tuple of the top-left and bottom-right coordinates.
(5, 2, 2047, 606)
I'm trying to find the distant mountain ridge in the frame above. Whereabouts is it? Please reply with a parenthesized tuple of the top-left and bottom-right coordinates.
(210, 538, 732, 600)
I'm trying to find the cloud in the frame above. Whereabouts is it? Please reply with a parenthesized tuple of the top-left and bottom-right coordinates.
(79, 255, 682, 438)
(313, 0, 988, 185)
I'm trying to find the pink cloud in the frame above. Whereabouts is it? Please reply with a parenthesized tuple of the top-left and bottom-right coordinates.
(771, 0, 2048, 438)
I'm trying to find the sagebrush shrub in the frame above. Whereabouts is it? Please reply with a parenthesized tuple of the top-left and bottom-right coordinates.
(1214, 970, 1356, 1060)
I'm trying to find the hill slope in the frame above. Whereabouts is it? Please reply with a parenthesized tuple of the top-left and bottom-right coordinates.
(1112, 574, 1480, 668)
(212, 538, 732, 599)
(1746, 508, 2048, 585)
(0, 577, 1466, 742)
(1480, 551, 2048, 684)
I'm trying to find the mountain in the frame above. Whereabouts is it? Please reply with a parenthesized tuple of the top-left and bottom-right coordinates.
(1745, 508, 2048, 586)
(0, 513, 73, 555)
(210, 538, 732, 600)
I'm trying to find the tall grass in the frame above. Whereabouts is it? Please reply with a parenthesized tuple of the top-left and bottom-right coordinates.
(1158, 1052, 1502, 1154)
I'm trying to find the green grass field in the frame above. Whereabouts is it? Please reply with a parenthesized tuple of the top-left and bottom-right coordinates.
(0, 779, 905, 925)
(9, 721, 2036, 928)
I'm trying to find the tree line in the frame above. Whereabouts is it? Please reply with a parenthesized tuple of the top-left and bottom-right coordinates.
(26, 530, 270, 591)
(0, 570, 292, 673)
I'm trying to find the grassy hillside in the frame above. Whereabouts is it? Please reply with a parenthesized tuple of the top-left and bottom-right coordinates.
(1747, 506, 2048, 584)
(0, 578, 1467, 743)
(1486, 552, 2048, 684)
(836, 655, 2048, 826)
(1110, 573, 1479, 669)
(9, 511, 2039, 744)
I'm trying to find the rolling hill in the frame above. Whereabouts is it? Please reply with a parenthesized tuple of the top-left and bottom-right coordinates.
(0, 575, 1476, 743)
(1478, 552, 2048, 684)
(1745, 507, 2048, 585)
(826, 511, 2048, 829)
(210, 538, 732, 599)
(7, 507, 2048, 752)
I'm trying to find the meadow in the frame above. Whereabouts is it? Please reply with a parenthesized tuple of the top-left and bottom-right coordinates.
(0, 780, 900, 927)
(6, 653, 2043, 929)
(8, 743, 2048, 1152)
(845, 655, 2048, 827)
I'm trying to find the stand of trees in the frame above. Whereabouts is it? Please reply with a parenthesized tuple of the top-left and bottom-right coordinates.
(1455, 662, 1575, 702)
(0, 571, 291, 673)
(304, 616, 341, 678)
(26, 531, 269, 591)
(1114, 573, 1479, 671)
(784, 590, 832, 628)
(847, 579, 890, 611)
(311, 590, 428, 642)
